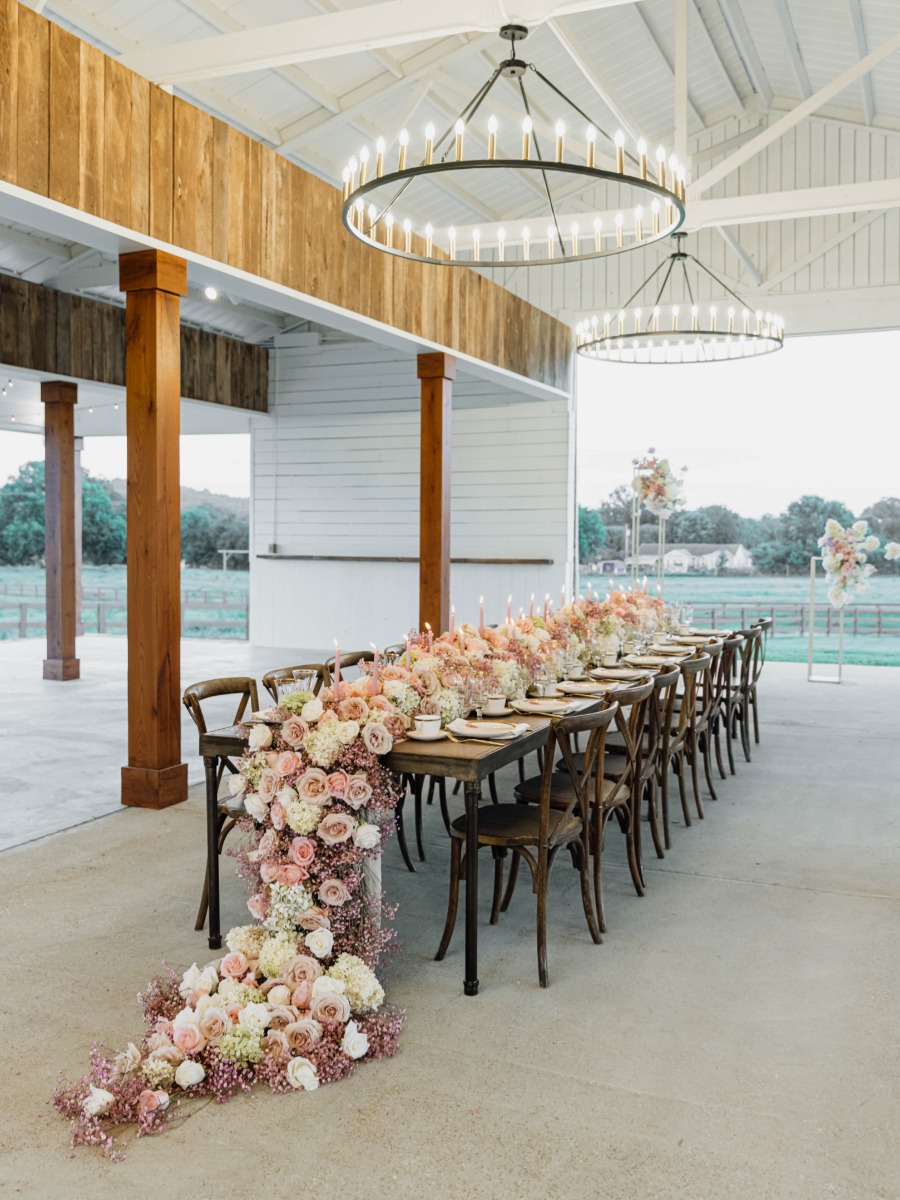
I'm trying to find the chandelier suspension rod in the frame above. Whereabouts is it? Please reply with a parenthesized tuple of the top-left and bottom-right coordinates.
(528, 63, 637, 170)
(681, 257, 695, 307)
(517, 77, 566, 257)
(652, 257, 678, 307)
(687, 254, 751, 311)
(620, 257, 671, 310)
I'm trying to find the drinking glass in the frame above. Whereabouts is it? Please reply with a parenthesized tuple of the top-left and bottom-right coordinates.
(682, 603, 694, 628)
(292, 670, 316, 692)
(466, 679, 486, 719)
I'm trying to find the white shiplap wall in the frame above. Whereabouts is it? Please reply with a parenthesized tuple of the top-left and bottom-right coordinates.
(249, 332, 575, 648)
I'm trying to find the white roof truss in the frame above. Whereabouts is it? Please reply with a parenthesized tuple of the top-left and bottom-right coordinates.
(714, 0, 774, 109)
(847, 0, 876, 125)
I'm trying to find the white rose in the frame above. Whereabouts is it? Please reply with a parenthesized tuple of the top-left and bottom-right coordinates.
(227, 773, 246, 798)
(237, 1002, 270, 1034)
(300, 698, 324, 724)
(352, 823, 381, 851)
(267, 984, 291, 1006)
(82, 1085, 115, 1117)
(824, 518, 843, 537)
(194, 993, 219, 1016)
(337, 720, 360, 744)
(174, 1060, 206, 1089)
(249, 724, 273, 750)
(286, 1056, 319, 1091)
(864, 535, 880, 551)
(179, 963, 202, 999)
(197, 964, 219, 994)
(305, 928, 335, 959)
(341, 1020, 370, 1061)
(312, 974, 346, 1000)
(173, 1006, 199, 1028)
(244, 791, 268, 821)
(886, 542, 900, 561)
(851, 519, 867, 537)
(217, 977, 238, 1002)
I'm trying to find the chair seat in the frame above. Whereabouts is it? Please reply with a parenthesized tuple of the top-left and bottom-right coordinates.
(449, 804, 581, 847)
(515, 773, 619, 808)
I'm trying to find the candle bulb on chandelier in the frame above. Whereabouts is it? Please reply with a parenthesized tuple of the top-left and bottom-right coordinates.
(586, 125, 597, 169)
(546, 225, 556, 259)
(603, 312, 611, 338)
(615, 211, 624, 248)
(425, 223, 433, 257)
(348, 155, 358, 191)
(403, 218, 412, 253)
(727, 306, 735, 334)
(618, 309, 626, 336)
(709, 305, 717, 332)
(448, 226, 457, 260)
(614, 129, 625, 174)
(424, 122, 435, 165)
(634, 206, 643, 242)
(359, 146, 369, 186)
(367, 204, 378, 238)
(385, 213, 394, 248)
(656, 145, 666, 187)
(341, 166, 351, 201)
(375, 136, 385, 178)
(691, 304, 699, 332)
(398, 128, 409, 171)
(497, 227, 506, 262)
(487, 115, 497, 160)
(555, 119, 565, 163)
(742, 307, 750, 335)
(472, 229, 481, 262)
(672, 304, 679, 332)
(651, 198, 660, 236)
(634, 308, 642, 334)
(454, 119, 465, 162)
(522, 116, 532, 160)
(522, 226, 530, 261)
(637, 137, 647, 180)
(570, 222, 579, 257)
(593, 216, 602, 253)
(652, 305, 660, 334)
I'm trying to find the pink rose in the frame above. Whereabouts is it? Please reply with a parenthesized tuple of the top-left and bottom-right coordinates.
(247, 892, 268, 920)
(326, 769, 350, 799)
(282, 954, 324, 988)
(362, 722, 392, 755)
(289, 837, 316, 868)
(338, 696, 370, 722)
(225, 1003, 243, 1023)
(145, 1032, 173, 1054)
(257, 769, 279, 802)
(138, 1089, 169, 1116)
(318, 878, 352, 907)
(420, 696, 441, 716)
(269, 802, 286, 831)
(414, 667, 440, 695)
(172, 1023, 207, 1055)
(261, 1030, 291, 1063)
(220, 951, 249, 979)
(154, 1019, 174, 1037)
(258, 829, 278, 856)
(311, 992, 351, 1024)
(319, 708, 338, 726)
(276, 863, 307, 886)
(369, 695, 394, 714)
(284, 1018, 323, 1054)
(317, 811, 358, 846)
(266, 1005, 299, 1031)
(198, 1007, 229, 1043)
(291, 981, 313, 1009)
(296, 906, 331, 932)
(297, 768, 330, 804)
(264, 751, 280, 767)
(260, 861, 279, 884)
(345, 777, 373, 810)
(380, 665, 408, 682)
(280, 716, 309, 749)
(384, 714, 409, 740)
(275, 750, 302, 778)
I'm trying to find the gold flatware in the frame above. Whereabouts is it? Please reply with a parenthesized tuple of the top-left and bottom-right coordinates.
(445, 733, 511, 747)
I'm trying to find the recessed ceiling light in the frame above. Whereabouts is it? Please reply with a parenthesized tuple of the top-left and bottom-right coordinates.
(204, 286, 218, 301)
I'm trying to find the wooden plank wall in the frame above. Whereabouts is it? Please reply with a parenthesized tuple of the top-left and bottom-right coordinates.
(0, 275, 267, 409)
(0, 0, 572, 393)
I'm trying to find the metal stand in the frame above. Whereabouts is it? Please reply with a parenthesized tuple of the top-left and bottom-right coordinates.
(807, 555, 844, 684)
(630, 484, 641, 590)
(657, 518, 666, 601)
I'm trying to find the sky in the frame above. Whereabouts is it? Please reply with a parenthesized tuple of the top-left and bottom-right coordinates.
(0, 329, 897, 516)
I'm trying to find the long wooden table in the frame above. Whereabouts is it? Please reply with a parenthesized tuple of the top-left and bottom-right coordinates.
(197, 703, 600, 997)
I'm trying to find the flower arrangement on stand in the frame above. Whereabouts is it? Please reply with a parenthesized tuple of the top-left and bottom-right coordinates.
(54, 686, 405, 1158)
(631, 449, 687, 599)
(817, 518, 880, 608)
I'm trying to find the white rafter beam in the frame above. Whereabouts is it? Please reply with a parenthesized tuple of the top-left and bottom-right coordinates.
(687, 179, 900, 227)
(772, 0, 812, 99)
(118, 0, 645, 84)
(847, 0, 876, 124)
(757, 210, 885, 293)
(715, 0, 773, 108)
(632, 0, 702, 145)
(0, 223, 75, 261)
(714, 226, 762, 286)
(546, 16, 643, 144)
(689, 28, 900, 198)
(691, 0, 743, 110)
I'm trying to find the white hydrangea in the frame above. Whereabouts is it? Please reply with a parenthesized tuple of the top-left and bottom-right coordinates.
(436, 687, 463, 725)
(257, 932, 299, 979)
(382, 679, 420, 716)
(326, 953, 385, 1012)
(264, 882, 314, 933)
(282, 796, 322, 836)
(225, 925, 269, 959)
(304, 724, 344, 769)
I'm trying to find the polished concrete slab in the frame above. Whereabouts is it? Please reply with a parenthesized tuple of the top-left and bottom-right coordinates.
(0, 655, 897, 1197)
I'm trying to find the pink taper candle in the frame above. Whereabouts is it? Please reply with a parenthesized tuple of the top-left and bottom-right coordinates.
(333, 640, 341, 699)
(543, 594, 549, 621)
(369, 642, 380, 695)
(449, 604, 455, 636)
(479, 595, 485, 637)
(529, 593, 534, 618)
(507, 594, 512, 624)
(406, 636, 411, 668)
(425, 622, 433, 649)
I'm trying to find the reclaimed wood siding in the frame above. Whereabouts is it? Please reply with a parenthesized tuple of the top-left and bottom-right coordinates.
(0, 0, 572, 393)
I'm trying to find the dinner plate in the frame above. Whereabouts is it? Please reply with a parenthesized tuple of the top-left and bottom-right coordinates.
(588, 667, 649, 681)
(689, 628, 733, 637)
(648, 645, 690, 656)
(480, 706, 515, 717)
(622, 655, 675, 667)
(557, 680, 619, 695)
(511, 698, 578, 715)
(447, 719, 525, 740)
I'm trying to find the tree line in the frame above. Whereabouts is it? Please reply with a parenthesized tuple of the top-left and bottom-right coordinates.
(579, 491, 900, 574)
(0, 461, 249, 569)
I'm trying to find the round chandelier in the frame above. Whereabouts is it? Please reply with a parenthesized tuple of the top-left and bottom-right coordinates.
(576, 233, 785, 364)
(340, 25, 685, 268)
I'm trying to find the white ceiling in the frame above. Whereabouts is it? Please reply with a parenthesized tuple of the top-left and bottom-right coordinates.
(2, 0, 900, 342)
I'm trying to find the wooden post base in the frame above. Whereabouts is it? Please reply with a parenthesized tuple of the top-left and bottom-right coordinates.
(121, 763, 189, 810)
(43, 656, 80, 680)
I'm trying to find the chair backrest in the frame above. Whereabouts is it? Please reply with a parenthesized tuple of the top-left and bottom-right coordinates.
(539, 702, 619, 849)
(645, 666, 681, 775)
(182, 676, 259, 736)
(603, 680, 655, 805)
(718, 635, 744, 710)
(383, 643, 408, 657)
(695, 639, 724, 728)
(738, 626, 763, 688)
(675, 654, 710, 740)
(261, 663, 328, 704)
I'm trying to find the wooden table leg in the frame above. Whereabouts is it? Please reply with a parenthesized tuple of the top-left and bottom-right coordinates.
(463, 780, 481, 996)
(204, 755, 222, 950)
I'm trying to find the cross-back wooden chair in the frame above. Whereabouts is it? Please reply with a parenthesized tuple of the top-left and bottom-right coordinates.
(436, 703, 617, 987)
(747, 620, 769, 744)
(183, 676, 259, 934)
(518, 681, 654, 934)
(261, 662, 329, 704)
(713, 635, 745, 777)
(731, 627, 763, 761)
(662, 654, 709, 843)
(685, 640, 723, 810)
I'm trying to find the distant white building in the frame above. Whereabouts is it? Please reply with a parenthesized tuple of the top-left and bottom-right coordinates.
(628, 543, 754, 574)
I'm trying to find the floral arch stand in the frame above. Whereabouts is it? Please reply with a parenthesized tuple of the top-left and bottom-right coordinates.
(807, 555, 844, 685)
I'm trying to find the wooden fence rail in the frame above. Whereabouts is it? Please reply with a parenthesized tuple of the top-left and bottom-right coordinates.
(0, 598, 249, 639)
(688, 603, 900, 636)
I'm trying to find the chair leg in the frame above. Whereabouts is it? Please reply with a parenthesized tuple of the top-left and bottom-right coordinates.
(689, 734, 705, 820)
(702, 733, 718, 802)
(435, 839, 463, 960)
(195, 871, 210, 932)
(437, 777, 452, 836)
(426, 777, 436, 805)
(724, 706, 737, 775)
(592, 810, 609, 934)
(713, 719, 727, 780)
(536, 865, 549, 988)
(488, 772, 499, 804)
(625, 803, 644, 897)
(660, 759, 672, 849)
(413, 775, 426, 862)
(489, 848, 506, 925)
(500, 850, 521, 912)
(574, 835, 602, 943)
(646, 776, 664, 860)
(674, 750, 692, 828)
(517, 757, 526, 784)
(739, 703, 753, 763)
(395, 791, 417, 873)
(751, 687, 760, 744)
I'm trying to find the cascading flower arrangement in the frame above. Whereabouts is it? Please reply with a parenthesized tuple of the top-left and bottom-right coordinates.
(632, 448, 686, 518)
(54, 684, 405, 1158)
(817, 518, 880, 608)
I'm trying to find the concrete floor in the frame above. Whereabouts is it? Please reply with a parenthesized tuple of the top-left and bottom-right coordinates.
(0, 649, 898, 1197)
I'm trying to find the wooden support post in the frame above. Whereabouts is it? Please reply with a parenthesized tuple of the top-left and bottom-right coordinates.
(417, 352, 455, 636)
(41, 381, 80, 680)
(74, 436, 84, 636)
(119, 248, 188, 810)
